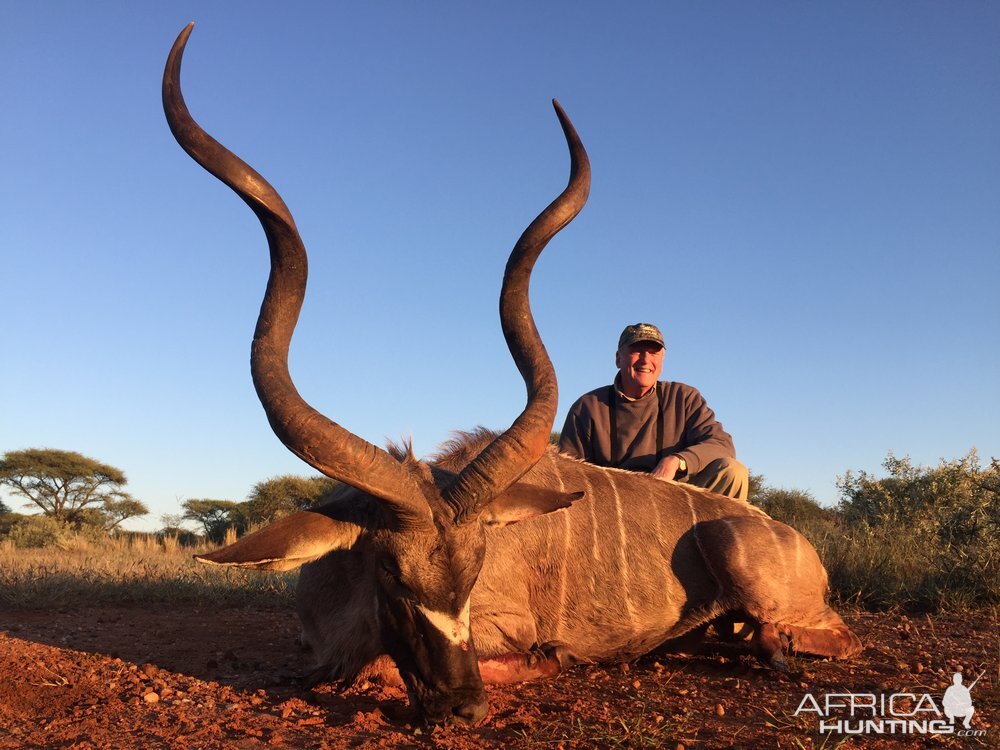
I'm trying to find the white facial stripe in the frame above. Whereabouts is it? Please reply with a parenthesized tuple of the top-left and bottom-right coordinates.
(416, 599, 471, 647)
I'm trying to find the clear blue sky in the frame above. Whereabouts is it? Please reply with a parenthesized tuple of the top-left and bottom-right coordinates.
(3, 2, 998, 531)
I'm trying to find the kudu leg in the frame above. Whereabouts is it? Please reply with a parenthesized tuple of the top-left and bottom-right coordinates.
(695, 516, 863, 666)
(751, 612, 862, 672)
(776, 613, 864, 658)
(751, 623, 790, 672)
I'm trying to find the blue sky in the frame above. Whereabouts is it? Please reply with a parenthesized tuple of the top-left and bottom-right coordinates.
(3, 3, 998, 531)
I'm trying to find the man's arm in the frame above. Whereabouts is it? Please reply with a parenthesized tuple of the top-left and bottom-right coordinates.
(674, 387, 736, 476)
(557, 399, 594, 461)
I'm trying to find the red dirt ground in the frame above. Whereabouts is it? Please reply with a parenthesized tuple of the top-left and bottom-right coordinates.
(0, 606, 995, 749)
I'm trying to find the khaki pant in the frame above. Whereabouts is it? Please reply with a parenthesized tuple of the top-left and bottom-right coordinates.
(685, 457, 749, 501)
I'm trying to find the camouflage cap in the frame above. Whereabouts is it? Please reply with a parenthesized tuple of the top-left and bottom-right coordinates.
(617, 323, 664, 350)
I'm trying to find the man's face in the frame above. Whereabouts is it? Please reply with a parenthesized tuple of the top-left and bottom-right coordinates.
(615, 341, 664, 397)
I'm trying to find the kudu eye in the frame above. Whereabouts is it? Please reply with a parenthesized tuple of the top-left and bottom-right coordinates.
(379, 558, 400, 578)
(378, 559, 413, 597)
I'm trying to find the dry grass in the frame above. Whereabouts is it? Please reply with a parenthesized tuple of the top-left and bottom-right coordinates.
(516, 705, 695, 748)
(0, 534, 295, 609)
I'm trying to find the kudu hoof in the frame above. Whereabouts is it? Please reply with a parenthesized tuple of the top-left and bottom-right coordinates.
(752, 623, 790, 672)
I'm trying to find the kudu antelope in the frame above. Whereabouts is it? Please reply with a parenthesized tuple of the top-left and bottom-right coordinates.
(164, 24, 861, 726)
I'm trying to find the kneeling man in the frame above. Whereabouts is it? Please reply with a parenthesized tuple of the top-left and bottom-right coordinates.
(559, 323, 748, 500)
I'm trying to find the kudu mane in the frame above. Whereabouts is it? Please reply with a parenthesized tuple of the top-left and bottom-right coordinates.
(376, 428, 509, 496)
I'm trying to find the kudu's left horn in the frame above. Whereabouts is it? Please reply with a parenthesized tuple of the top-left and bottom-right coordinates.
(163, 23, 432, 529)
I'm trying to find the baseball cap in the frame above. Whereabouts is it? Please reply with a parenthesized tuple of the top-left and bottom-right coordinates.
(617, 323, 664, 350)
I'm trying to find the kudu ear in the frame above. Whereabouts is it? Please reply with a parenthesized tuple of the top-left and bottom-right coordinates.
(478, 482, 584, 528)
(194, 509, 365, 571)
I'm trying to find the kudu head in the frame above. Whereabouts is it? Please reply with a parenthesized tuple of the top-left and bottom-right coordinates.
(163, 24, 589, 724)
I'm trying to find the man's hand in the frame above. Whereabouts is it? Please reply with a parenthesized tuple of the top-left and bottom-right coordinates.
(651, 455, 683, 481)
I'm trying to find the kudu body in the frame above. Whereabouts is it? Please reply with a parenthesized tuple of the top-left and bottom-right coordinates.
(164, 24, 860, 726)
(297, 431, 862, 689)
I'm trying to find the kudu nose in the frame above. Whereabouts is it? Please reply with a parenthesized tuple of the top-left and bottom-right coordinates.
(452, 697, 489, 725)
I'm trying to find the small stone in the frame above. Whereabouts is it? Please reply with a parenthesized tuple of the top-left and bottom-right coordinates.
(143, 692, 160, 704)
(715, 703, 725, 717)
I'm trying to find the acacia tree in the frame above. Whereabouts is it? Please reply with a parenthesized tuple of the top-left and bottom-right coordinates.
(102, 496, 151, 531)
(182, 498, 240, 543)
(240, 474, 338, 526)
(159, 513, 188, 535)
(0, 448, 148, 527)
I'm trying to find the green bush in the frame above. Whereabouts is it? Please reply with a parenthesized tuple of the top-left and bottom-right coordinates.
(831, 450, 999, 611)
(817, 522, 998, 611)
(6, 514, 73, 548)
(1, 513, 111, 549)
(750, 453, 999, 612)
(750, 485, 834, 528)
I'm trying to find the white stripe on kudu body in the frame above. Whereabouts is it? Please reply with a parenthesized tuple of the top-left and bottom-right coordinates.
(722, 517, 746, 570)
(580, 471, 601, 565)
(550, 460, 570, 639)
(608, 472, 639, 628)
(684, 488, 699, 526)
(417, 598, 471, 648)
(553, 512, 571, 640)
(645, 485, 672, 596)
(767, 520, 788, 584)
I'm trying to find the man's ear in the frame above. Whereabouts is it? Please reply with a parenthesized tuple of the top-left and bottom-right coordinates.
(479, 482, 585, 528)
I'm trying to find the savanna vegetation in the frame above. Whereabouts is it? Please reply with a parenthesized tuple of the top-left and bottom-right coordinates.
(1, 446, 996, 613)
(0, 531, 295, 609)
(0, 450, 331, 608)
(749, 449, 999, 612)
(0, 449, 149, 532)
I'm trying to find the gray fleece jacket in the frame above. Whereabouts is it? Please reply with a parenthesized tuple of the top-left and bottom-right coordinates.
(558, 378, 736, 476)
